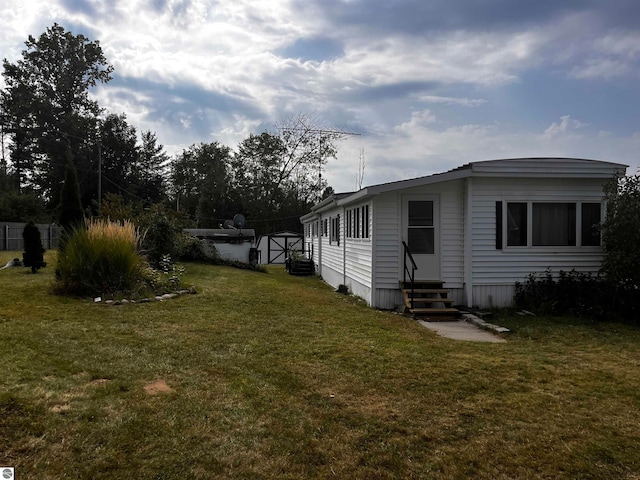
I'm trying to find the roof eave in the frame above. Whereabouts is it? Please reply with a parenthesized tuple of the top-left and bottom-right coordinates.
(336, 167, 473, 205)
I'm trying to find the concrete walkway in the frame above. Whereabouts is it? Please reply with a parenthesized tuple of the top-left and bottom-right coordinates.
(417, 319, 507, 343)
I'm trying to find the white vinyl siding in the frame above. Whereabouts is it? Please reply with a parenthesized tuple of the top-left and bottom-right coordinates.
(372, 193, 401, 290)
(471, 176, 607, 286)
(372, 181, 464, 291)
(345, 201, 373, 289)
(439, 181, 465, 289)
(318, 210, 344, 281)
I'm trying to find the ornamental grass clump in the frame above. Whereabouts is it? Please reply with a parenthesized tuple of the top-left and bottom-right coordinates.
(55, 218, 149, 297)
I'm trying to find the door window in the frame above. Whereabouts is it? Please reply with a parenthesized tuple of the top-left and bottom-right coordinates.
(408, 201, 434, 254)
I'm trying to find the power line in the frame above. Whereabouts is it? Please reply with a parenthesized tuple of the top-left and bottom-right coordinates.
(279, 127, 361, 137)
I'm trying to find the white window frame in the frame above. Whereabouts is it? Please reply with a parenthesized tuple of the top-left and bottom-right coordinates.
(501, 200, 603, 250)
(330, 215, 340, 245)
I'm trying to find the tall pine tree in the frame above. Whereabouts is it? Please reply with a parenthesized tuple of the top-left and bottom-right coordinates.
(58, 146, 84, 233)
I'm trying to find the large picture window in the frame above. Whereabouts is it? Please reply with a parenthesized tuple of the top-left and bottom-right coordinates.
(499, 201, 602, 248)
(533, 203, 576, 246)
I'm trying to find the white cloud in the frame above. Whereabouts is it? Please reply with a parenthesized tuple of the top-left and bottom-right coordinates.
(4, 0, 640, 194)
(543, 115, 588, 138)
(325, 115, 639, 192)
(420, 95, 487, 107)
(569, 58, 632, 80)
(537, 12, 640, 81)
(394, 110, 437, 135)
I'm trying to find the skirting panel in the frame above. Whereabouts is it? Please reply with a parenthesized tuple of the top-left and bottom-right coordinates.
(472, 284, 515, 309)
(373, 288, 403, 310)
(320, 265, 372, 305)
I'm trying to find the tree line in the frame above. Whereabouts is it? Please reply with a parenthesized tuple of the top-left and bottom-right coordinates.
(0, 23, 338, 235)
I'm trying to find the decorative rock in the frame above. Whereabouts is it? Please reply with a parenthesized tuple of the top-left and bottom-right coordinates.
(96, 286, 197, 305)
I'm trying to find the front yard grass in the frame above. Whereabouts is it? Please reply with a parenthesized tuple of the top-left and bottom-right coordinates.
(1, 250, 639, 479)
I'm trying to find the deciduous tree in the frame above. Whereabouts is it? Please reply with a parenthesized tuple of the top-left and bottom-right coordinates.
(170, 142, 233, 227)
(601, 173, 640, 288)
(1, 23, 113, 205)
(228, 114, 341, 234)
(98, 113, 139, 202)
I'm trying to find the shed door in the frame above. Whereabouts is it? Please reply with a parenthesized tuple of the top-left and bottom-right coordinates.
(403, 196, 440, 280)
(268, 235, 303, 264)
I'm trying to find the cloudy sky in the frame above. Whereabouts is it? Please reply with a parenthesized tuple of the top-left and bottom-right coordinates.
(2, 0, 640, 192)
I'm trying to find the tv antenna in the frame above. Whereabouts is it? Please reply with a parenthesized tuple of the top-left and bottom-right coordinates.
(280, 126, 361, 196)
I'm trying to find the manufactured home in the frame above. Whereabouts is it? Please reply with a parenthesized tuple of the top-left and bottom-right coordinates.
(300, 158, 627, 311)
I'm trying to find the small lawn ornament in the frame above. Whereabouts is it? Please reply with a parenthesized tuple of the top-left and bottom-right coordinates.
(0, 258, 23, 270)
(22, 221, 46, 273)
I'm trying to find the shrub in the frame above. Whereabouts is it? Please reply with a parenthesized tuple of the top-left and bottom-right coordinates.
(176, 233, 211, 262)
(514, 268, 640, 323)
(55, 219, 148, 297)
(22, 221, 46, 273)
(145, 254, 186, 293)
(601, 173, 640, 289)
(142, 211, 179, 268)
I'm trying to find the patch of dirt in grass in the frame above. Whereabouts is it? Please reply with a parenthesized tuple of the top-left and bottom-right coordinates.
(143, 379, 174, 395)
(88, 378, 110, 386)
(38, 375, 113, 410)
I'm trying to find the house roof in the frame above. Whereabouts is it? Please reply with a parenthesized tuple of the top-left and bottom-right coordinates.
(184, 228, 255, 240)
(257, 230, 303, 238)
(255, 230, 303, 249)
(301, 157, 628, 221)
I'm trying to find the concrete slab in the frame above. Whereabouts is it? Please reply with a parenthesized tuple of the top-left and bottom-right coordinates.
(417, 320, 507, 343)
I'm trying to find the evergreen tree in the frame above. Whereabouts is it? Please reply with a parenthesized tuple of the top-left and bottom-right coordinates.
(22, 221, 45, 273)
(58, 147, 84, 232)
(1, 23, 113, 206)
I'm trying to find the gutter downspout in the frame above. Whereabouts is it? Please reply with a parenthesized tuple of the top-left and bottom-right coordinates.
(317, 214, 322, 278)
(464, 177, 474, 308)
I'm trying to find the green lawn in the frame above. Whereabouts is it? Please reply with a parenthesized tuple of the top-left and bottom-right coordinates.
(1, 250, 640, 479)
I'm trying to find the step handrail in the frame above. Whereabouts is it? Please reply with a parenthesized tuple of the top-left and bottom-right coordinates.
(402, 241, 417, 309)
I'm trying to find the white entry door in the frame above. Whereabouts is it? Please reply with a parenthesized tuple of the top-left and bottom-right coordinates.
(403, 195, 440, 280)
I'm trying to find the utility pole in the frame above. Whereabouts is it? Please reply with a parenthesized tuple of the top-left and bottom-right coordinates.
(0, 123, 5, 168)
(356, 148, 365, 190)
